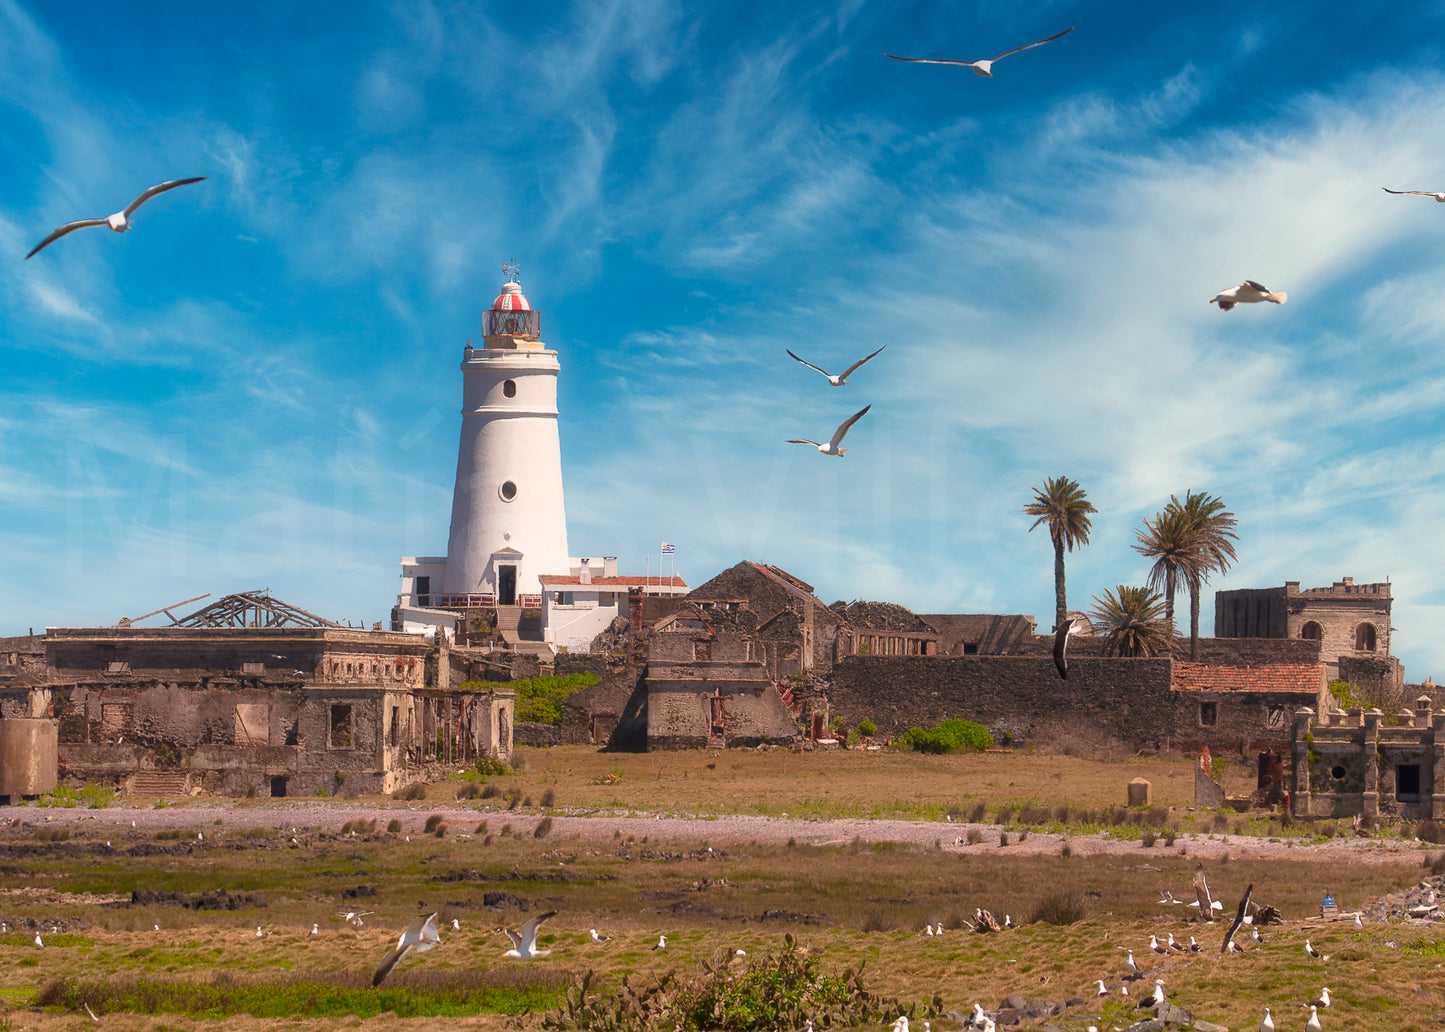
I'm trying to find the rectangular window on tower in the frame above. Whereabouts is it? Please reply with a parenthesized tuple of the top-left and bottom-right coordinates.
(416, 576, 431, 607)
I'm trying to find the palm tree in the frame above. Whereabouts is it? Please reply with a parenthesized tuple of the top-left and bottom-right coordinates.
(1089, 585, 1174, 657)
(1134, 506, 1201, 635)
(1171, 490, 1239, 661)
(1023, 476, 1097, 631)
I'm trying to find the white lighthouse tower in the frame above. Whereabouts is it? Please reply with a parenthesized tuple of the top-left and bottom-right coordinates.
(442, 270, 570, 606)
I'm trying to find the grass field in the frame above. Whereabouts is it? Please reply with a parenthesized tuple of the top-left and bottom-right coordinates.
(0, 745, 1438, 1031)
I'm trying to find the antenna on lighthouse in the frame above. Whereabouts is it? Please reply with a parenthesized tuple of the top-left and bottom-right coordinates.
(503, 259, 520, 284)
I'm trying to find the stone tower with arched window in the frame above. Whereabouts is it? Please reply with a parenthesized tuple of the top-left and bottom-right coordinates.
(1215, 577, 1395, 684)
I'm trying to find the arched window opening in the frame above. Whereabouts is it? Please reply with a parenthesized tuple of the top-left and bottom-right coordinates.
(1300, 621, 1323, 641)
(1355, 622, 1377, 651)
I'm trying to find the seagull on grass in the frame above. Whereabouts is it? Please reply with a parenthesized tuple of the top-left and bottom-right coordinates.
(1095, 979, 1109, 996)
(501, 911, 557, 959)
(1383, 187, 1445, 202)
(1149, 934, 1167, 955)
(33, 934, 43, 949)
(786, 346, 886, 386)
(25, 177, 207, 259)
(652, 934, 667, 950)
(1305, 1005, 1322, 1032)
(1135, 979, 1165, 1009)
(1310, 987, 1332, 1008)
(1209, 280, 1287, 311)
(884, 25, 1074, 77)
(1124, 949, 1140, 975)
(372, 913, 441, 986)
(1304, 938, 1328, 960)
(787, 405, 870, 457)
(589, 928, 611, 942)
(1258, 1007, 1274, 1032)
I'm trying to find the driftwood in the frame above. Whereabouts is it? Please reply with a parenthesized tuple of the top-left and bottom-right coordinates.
(972, 909, 1001, 933)
(1251, 902, 1283, 926)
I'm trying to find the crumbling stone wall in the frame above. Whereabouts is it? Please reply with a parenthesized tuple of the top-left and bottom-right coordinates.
(827, 656, 1310, 753)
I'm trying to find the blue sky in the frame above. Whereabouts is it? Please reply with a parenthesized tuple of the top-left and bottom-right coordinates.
(5, 0, 1445, 679)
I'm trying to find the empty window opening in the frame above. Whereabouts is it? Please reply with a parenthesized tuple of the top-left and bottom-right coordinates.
(1299, 621, 1323, 641)
(503, 379, 517, 398)
(106, 661, 129, 674)
(416, 575, 431, 606)
(1199, 702, 1218, 727)
(500, 480, 517, 501)
(389, 706, 400, 747)
(1330, 764, 1347, 781)
(330, 704, 353, 749)
(1355, 623, 1377, 651)
(1397, 763, 1421, 802)
(269, 775, 288, 798)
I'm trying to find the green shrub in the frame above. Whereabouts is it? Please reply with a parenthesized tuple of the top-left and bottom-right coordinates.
(457, 673, 600, 725)
(900, 719, 993, 754)
(858, 719, 877, 737)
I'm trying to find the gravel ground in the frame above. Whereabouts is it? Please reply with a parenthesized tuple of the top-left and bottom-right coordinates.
(9, 801, 1435, 865)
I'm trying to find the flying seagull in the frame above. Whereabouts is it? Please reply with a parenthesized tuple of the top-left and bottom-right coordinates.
(884, 25, 1074, 77)
(1192, 864, 1218, 922)
(372, 912, 442, 987)
(1052, 615, 1084, 679)
(1209, 280, 1287, 311)
(787, 404, 871, 457)
(502, 911, 558, 959)
(1383, 187, 1445, 202)
(25, 177, 207, 259)
(785, 345, 886, 386)
(1220, 883, 1253, 955)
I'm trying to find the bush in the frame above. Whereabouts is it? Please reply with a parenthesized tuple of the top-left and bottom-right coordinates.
(392, 783, 426, 801)
(1028, 891, 1088, 926)
(541, 788, 556, 808)
(386, 819, 402, 834)
(901, 719, 993, 754)
(457, 672, 601, 726)
(968, 801, 987, 823)
(1417, 820, 1445, 845)
(481, 784, 501, 800)
(858, 719, 877, 737)
(456, 783, 482, 800)
(534, 817, 554, 839)
(424, 814, 444, 833)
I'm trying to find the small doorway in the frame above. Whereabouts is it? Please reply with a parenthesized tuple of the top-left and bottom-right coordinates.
(269, 775, 288, 798)
(1397, 764, 1421, 803)
(710, 697, 726, 741)
(499, 565, 517, 606)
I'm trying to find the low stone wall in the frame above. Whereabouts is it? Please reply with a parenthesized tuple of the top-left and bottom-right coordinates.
(513, 722, 571, 747)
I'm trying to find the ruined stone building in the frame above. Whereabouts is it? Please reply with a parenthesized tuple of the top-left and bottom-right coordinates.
(2, 593, 514, 798)
(1215, 577, 1398, 687)
(831, 601, 940, 657)
(1291, 698, 1445, 820)
(913, 614, 1037, 656)
(685, 562, 846, 677)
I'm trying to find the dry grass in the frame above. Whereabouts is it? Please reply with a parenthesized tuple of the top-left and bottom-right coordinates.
(0, 747, 1434, 1031)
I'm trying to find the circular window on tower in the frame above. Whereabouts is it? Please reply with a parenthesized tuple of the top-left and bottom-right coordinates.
(500, 480, 518, 502)
(503, 379, 517, 398)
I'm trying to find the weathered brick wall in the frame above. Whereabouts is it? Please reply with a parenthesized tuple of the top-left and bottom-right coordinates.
(1338, 655, 1404, 699)
(645, 679, 797, 750)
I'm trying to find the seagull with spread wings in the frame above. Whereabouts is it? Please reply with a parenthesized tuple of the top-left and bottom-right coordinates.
(1383, 187, 1445, 202)
(25, 177, 207, 259)
(1192, 864, 1218, 922)
(787, 405, 871, 457)
(501, 911, 558, 959)
(372, 913, 442, 986)
(786, 346, 886, 386)
(1053, 615, 1083, 679)
(1209, 280, 1287, 311)
(884, 25, 1074, 77)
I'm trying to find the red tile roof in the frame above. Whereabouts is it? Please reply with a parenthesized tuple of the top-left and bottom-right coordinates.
(1172, 662, 1321, 694)
(539, 575, 687, 588)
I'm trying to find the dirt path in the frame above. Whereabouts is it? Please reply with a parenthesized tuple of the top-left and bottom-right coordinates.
(12, 801, 1433, 865)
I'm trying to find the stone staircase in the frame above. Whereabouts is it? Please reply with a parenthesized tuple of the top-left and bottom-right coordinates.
(495, 606, 551, 656)
(129, 771, 191, 796)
